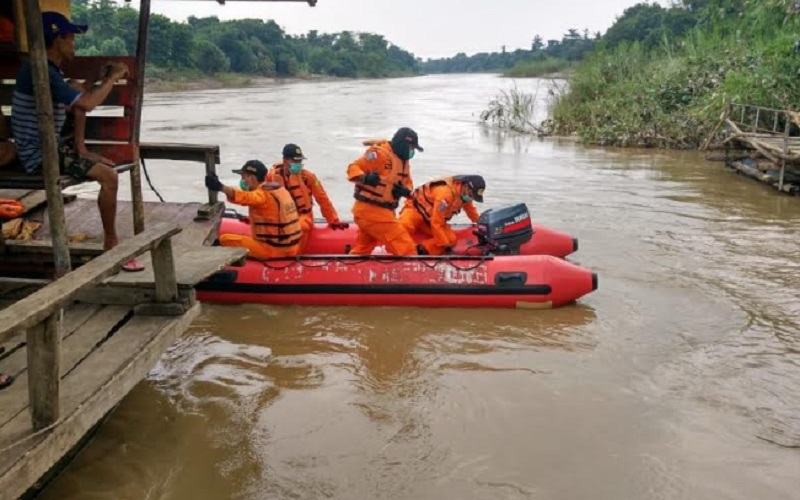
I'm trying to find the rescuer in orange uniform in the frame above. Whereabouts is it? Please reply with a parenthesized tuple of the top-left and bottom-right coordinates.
(205, 160, 301, 260)
(267, 143, 348, 253)
(399, 175, 485, 255)
(346, 127, 423, 256)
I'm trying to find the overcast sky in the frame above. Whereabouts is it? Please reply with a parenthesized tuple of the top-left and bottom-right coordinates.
(151, 0, 660, 59)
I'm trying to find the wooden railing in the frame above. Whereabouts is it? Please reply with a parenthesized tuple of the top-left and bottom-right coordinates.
(726, 103, 795, 191)
(0, 222, 181, 430)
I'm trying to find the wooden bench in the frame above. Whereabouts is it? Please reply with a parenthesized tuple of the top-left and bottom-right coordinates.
(0, 55, 139, 189)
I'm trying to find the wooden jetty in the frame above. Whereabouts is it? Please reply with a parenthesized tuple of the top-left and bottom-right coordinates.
(0, 0, 315, 497)
(707, 103, 800, 195)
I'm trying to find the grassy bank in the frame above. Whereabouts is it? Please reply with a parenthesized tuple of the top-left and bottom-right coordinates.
(503, 58, 572, 79)
(143, 67, 346, 94)
(484, 1, 800, 149)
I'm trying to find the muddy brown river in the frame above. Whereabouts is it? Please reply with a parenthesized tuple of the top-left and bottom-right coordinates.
(41, 74, 800, 499)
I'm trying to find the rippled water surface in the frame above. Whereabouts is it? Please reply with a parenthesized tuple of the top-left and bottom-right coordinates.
(43, 74, 800, 500)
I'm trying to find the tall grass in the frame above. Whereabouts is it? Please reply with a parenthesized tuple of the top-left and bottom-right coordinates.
(504, 58, 572, 78)
(539, 0, 800, 148)
(479, 83, 542, 134)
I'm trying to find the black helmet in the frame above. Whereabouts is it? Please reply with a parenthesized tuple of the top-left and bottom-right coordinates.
(390, 127, 423, 160)
(454, 175, 485, 202)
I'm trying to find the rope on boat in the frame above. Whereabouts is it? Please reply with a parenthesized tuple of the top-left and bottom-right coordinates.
(259, 255, 489, 272)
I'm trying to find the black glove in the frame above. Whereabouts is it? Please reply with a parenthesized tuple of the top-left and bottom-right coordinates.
(205, 173, 223, 192)
(328, 222, 350, 230)
(391, 182, 412, 199)
(361, 172, 381, 187)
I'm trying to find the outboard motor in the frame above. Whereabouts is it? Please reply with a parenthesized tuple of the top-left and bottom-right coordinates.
(474, 204, 534, 255)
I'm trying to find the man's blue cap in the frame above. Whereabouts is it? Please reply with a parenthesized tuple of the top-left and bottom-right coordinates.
(42, 12, 88, 45)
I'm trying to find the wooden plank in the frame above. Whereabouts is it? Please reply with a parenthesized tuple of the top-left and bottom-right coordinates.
(151, 238, 178, 303)
(139, 142, 221, 163)
(62, 56, 138, 81)
(74, 284, 195, 306)
(4, 240, 104, 257)
(0, 303, 200, 500)
(107, 246, 245, 289)
(26, 313, 61, 429)
(0, 305, 129, 428)
(0, 222, 180, 343)
(0, 303, 101, 379)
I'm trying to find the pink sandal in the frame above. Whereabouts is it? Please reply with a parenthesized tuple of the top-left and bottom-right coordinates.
(122, 258, 145, 272)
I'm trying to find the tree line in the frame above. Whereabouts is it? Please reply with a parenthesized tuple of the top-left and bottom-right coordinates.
(71, 0, 420, 78)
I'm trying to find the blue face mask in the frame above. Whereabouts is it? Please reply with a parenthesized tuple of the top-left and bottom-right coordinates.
(408, 149, 415, 160)
(289, 163, 303, 174)
(461, 194, 473, 203)
(239, 179, 249, 191)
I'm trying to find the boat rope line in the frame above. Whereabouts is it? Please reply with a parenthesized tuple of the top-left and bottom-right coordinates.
(258, 255, 490, 272)
(140, 157, 166, 203)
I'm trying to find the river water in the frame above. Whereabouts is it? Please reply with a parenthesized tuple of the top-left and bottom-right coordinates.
(41, 74, 800, 499)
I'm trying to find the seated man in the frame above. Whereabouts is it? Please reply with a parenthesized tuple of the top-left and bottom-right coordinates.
(267, 143, 347, 253)
(399, 175, 485, 255)
(10, 12, 140, 270)
(205, 160, 301, 260)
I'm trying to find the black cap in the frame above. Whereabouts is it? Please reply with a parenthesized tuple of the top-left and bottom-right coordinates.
(232, 160, 267, 181)
(282, 143, 307, 161)
(454, 175, 486, 202)
(392, 127, 423, 152)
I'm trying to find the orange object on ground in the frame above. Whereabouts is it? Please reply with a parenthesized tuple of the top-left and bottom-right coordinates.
(0, 199, 24, 219)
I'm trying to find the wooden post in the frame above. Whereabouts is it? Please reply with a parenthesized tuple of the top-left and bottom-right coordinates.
(753, 107, 760, 133)
(204, 149, 218, 206)
(129, 0, 152, 235)
(22, 0, 71, 279)
(26, 312, 61, 429)
(21, 0, 67, 429)
(779, 113, 789, 192)
(151, 238, 177, 303)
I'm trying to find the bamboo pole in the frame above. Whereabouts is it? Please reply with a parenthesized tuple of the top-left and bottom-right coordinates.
(780, 113, 789, 192)
(21, 0, 68, 429)
(129, 0, 152, 235)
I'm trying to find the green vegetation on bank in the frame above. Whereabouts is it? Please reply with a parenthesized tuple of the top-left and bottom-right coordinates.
(550, 0, 800, 148)
(72, 0, 419, 79)
(421, 29, 596, 77)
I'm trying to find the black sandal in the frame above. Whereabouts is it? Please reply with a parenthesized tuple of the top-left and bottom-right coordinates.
(0, 374, 14, 390)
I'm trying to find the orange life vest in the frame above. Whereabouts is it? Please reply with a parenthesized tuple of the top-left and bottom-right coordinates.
(0, 199, 24, 220)
(270, 163, 314, 215)
(353, 140, 409, 210)
(411, 177, 465, 224)
(251, 185, 302, 248)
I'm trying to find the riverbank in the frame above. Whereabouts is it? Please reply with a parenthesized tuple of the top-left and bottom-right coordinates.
(546, 2, 799, 149)
(144, 72, 347, 94)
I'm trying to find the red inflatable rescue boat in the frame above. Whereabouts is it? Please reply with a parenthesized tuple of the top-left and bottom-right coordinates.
(197, 204, 598, 309)
(195, 254, 597, 309)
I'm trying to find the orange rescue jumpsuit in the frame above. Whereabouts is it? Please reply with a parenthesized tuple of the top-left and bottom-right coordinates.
(219, 183, 302, 260)
(399, 177, 480, 255)
(267, 164, 340, 254)
(346, 140, 416, 256)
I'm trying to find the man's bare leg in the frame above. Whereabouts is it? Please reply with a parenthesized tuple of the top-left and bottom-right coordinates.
(86, 164, 119, 250)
